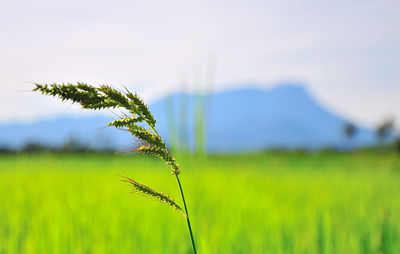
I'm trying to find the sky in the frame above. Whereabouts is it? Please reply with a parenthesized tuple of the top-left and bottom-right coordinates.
(1, 0, 399, 130)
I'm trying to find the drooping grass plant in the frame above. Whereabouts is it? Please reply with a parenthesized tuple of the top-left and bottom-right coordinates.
(34, 82, 197, 253)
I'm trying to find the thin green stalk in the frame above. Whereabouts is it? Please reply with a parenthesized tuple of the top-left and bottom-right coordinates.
(175, 174, 197, 254)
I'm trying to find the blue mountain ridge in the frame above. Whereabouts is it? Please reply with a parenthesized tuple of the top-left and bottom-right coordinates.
(0, 83, 376, 151)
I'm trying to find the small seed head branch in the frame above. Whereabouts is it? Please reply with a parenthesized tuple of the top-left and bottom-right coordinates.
(121, 177, 185, 216)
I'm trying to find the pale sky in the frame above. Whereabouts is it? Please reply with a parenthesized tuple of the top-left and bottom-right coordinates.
(1, 0, 399, 129)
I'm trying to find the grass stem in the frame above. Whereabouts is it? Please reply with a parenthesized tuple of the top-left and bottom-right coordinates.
(175, 174, 197, 254)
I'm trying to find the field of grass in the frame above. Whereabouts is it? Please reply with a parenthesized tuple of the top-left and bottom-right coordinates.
(0, 152, 399, 253)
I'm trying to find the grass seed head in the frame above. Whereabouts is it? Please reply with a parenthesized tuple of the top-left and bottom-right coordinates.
(121, 176, 185, 216)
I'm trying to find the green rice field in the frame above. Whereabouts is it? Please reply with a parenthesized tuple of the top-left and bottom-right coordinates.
(0, 152, 399, 253)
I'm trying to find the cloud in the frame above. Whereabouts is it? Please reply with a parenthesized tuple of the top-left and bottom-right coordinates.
(0, 0, 399, 129)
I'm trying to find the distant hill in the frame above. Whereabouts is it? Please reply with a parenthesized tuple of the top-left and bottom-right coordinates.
(0, 83, 376, 152)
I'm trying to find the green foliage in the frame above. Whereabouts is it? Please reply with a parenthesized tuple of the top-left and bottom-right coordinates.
(1, 153, 400, 253)
(376, 119, 395, 143)
(380, 213, 399, 254)
(392, 137, 400, 154)
(343, 122, 357, 139)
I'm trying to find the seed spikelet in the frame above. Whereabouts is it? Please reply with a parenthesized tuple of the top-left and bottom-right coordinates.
(121, 176, 185, 216)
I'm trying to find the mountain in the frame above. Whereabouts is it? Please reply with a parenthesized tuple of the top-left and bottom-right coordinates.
(0, 83, 376, 151)
(150, 83, 376, 151)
